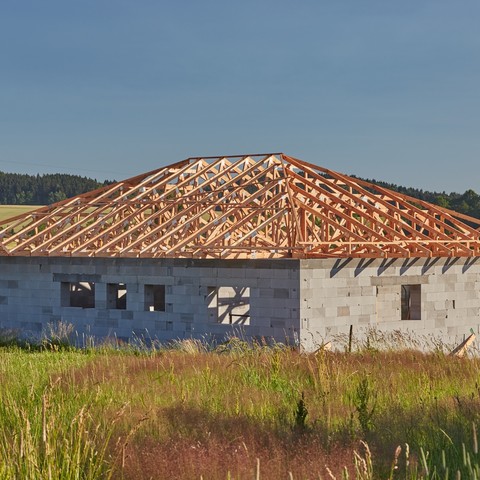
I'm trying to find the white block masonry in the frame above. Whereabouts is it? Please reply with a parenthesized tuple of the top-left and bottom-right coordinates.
(0, 257, 300, 347)
(299, 258, 480, 351)
(1, 256, 480, 350)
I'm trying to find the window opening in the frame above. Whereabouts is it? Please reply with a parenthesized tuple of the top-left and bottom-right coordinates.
(401, 285, 421, 320)
(107, 283, 127, 310)
(207, 286, 250, 325)
(145, 285, 165, 311)
(62, 282, 95, 308)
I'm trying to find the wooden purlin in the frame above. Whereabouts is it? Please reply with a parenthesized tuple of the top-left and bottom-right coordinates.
(282, 154, 480, 257)
(106, 155, 283, 257)
(283, 165, 420, 256)
(4, 158, 208, 254)
(349, 174, 480, 232)
(0, 167, 169, 254)
(0, 159, 186, 232)
(286, 168, 446, 257)
(8, 183, 130, 254)
(137, 157, 289, 257)
(45, 158, 215, 255)
(1, 153, 480, 259)
(0, 157, 194, 254)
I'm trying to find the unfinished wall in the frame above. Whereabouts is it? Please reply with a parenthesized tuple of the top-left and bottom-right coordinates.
(2, 255, 480, 350)
(0, 257, 300, 346)
(300, 257, 480, 350)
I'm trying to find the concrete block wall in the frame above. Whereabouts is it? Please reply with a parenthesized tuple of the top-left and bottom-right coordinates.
(2, 255, 480, 351)
(0, 257, 300, 347)
(300, 257, 480, 350)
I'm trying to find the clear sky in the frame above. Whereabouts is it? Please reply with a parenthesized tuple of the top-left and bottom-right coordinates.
(0, 0, 479, 193)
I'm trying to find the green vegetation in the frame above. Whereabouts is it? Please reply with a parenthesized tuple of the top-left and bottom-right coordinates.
(0, 205, 38, 222)
(1, 168, 480, 220)
(354, 175, 480, 220)
(0, 349, 117, 479)
(0, 172, 112, 205)
(2, 333, 480, 479)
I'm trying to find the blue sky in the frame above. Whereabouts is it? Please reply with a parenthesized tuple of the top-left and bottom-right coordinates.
(0, 1, 479, 192)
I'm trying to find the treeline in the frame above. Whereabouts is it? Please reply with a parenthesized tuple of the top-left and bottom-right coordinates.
(352, 176, 480, 220)
(0, 172, 113, 205)
(1, 169, 479, 220)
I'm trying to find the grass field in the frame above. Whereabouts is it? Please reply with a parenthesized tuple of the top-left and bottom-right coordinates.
(1, 333, 480, 479)
(0, 205, 39, 222)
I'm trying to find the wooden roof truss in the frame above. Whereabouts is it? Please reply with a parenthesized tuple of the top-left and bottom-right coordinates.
(1, 153, 479, 259)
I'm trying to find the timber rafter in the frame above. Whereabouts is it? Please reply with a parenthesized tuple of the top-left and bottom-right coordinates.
(1, 153, 480, 259)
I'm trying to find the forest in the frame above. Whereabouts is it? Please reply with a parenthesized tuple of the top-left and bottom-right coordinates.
(356, 175, 480, 220)
(0, 171, 112, 205)
(1, 170, 480, 220)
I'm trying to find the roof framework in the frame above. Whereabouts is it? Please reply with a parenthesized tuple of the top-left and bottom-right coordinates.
(1, 153, 480, 259)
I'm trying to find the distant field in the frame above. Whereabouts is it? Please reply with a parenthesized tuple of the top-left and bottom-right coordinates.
(0, 205, 39, 222)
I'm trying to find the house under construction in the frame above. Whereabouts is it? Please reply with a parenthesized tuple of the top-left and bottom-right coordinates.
(1, 153, 480, 349)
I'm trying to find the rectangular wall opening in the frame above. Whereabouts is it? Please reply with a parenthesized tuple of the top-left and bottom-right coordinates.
(61, 282, 95, 308)
(107, 283, 127, 310)
(144, 284, 165, 312)
(207, 286, 250, 325)
(401, 285, 421, 320)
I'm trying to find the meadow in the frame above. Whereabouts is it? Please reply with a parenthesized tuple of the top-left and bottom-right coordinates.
(0, 205, 38, 222)
(1, 332, 480, 479)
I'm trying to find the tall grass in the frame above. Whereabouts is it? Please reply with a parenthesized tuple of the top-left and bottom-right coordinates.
(59, 340, 480, 478)
(1, 334, 480, 478)
(0, 349, 121, 479)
